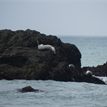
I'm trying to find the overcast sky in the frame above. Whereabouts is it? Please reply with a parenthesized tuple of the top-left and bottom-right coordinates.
(0, 0, 107, 36)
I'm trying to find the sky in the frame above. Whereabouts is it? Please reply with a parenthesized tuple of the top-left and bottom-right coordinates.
(0, 0, 107, 36)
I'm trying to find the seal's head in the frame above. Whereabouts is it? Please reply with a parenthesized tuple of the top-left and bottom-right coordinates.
(68, 64, 75, 70)
(85, 70, 93, 76)
(51, 46, 56, 54)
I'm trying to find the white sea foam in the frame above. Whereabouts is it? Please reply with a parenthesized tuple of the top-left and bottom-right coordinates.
(96, 76, 107, 84)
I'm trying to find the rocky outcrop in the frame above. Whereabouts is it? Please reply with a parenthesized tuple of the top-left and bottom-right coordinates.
(82, 62, 107, 76)
(0, 29, 105, 84)
(0, 29, 81, 81)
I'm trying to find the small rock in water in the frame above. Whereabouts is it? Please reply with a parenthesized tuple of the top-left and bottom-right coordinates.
(19, 86, 43, 93)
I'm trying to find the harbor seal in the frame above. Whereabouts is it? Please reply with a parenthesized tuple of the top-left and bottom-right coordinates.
(68, 64, 75, 70)
(85, 70, 93, 76)
(37, 40, 56, 54)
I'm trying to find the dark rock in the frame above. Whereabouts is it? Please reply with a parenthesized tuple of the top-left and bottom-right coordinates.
(74, 74, 105, 85)
(18, 86, 43, 93)
(0, 29, 81, 81)
(0, 55, 28, 67)
(82, 62, 107, 76)
(0, 29, 105, 85)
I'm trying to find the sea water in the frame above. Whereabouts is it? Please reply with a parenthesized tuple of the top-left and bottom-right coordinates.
(0, 36, 107, 107)
(0, 80, 107, 107)
(59, 36, 107, 67)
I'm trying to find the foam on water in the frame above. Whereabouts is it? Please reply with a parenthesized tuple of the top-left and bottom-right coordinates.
(96, 76, 107, 84)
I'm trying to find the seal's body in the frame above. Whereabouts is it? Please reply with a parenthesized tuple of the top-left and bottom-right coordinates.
(37, 40, 56, 54)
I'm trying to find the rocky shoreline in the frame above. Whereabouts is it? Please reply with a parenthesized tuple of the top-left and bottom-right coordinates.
(0, 29, 106, 85)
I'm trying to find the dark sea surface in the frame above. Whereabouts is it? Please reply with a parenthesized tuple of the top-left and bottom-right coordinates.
(0, 36, 107, 107)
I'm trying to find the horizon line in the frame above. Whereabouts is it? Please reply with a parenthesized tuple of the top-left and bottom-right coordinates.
(1, 0, 107, 2)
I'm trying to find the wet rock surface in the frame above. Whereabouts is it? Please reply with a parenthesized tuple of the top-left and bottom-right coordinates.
(0, 29, 106, 84)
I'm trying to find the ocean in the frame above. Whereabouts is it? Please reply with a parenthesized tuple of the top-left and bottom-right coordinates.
(59, 36, 107, 67)
(0, 36, 107, 107)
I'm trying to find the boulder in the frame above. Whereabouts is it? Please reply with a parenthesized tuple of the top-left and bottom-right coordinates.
(0, 29, 81, 81)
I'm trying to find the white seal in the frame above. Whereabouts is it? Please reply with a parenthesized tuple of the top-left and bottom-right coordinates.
(68, 64, 75, 70)
(37, 40, 56, 54)
(85, 70, 93, 76)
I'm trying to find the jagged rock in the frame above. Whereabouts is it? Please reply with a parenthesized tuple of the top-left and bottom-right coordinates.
(0, 29, 105, 85)
(0, 29, 81, 81)
(82, 62, 107, 76)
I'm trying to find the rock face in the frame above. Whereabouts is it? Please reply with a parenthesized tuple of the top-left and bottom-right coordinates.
(0, 29, 81, 81)
(0, 29, 105, 84)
